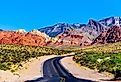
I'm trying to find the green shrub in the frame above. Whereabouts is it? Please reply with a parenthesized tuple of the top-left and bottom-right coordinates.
(73, 52, 121, 79)
(0, 44, 70, 71)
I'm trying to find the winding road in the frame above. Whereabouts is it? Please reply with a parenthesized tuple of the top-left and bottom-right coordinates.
(25, 56, 94, 82)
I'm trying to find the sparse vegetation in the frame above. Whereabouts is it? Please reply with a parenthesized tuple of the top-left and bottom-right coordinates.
(0, 44, 70, 72)
(73, 42, 121, 80)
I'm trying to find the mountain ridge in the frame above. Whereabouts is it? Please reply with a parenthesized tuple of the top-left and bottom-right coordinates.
(0, 16, 121, 47)
(0, 31, 47, 46)
(92, 25, 121, 44)
(38, 16, 121, 38)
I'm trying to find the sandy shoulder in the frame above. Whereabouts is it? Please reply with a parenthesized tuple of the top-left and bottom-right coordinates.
(0, 55, 57, 82)
(60, 56, 116, 82)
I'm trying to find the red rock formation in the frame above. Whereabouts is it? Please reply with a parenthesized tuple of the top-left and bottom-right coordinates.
(92, 26, 121, 44)
(0, 31, 46, 46)
(47, 28, 92, 47)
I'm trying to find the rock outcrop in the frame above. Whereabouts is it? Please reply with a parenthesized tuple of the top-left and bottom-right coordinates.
(1, 17, 121, 47)
(38, 23, 85, 37)
(0, 31, 47, 46)
(46, 27, 92, 47)
(92, 26, 121, 44)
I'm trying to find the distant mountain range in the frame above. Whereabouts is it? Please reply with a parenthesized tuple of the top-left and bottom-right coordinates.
(38, 23, 86, 37)
(38, 16, 121, 37)
(0, 16, 121, 47)
(38, 16, 121, 47)
(92, 25, 121, 44)
(0, 30, 47, 46)
(0, 29, 3, 31)
(99, 17, 121, 26)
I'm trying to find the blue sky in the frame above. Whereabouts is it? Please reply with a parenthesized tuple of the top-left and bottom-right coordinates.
(0, 0, 120, 31)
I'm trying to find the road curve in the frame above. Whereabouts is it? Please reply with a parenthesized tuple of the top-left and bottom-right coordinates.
(25, 56, 94, 82)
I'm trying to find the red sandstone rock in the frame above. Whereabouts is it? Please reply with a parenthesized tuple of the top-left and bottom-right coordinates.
(92, 26, 121, 44)
(0, 31, 46, 46)
(46, 28, 92, 47)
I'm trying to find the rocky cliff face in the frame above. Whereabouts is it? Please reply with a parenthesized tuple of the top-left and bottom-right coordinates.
(99, 17, 121, 26)
(38, 23, 86, 37)
(31, 29, 51, 42)
(39, 16, 121, 38)
(81, 19, 109, 40)
(46, 27, 92, 47)
(0, 31, 47, 46)
(42, 17, 121, 47)
(92, 26, 121, 44)
(1, 17, 121, 47)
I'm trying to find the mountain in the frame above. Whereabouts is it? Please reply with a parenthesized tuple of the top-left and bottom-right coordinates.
(0, 16, 121, 47)
(0, 31, 47, 46)
(99, 17, 121, 26)
(0, 29, 3, 31)
(81, 19, 109, 40)
(92, 26, 121, 44)
(59, 28, 91, 46)
(50, 19, 108, 47)
(46, 27, 92, 47)
(39, 16, 121, 38)
(31, 29, 51, 42)
(38, 19, 109, 47)
(40, 16, 121, 47)
(88, 19, 109, 33)
(38, 17, 117, 39)
(38, 23, 86, 37)
(85, 16, 121, 40)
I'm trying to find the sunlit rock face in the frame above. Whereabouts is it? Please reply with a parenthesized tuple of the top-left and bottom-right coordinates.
(0, 31, 47, 46)
(31, 29, 51, 42)
(46, 28, 92, 47)
(16, 29, 26, 33)
(92, 26, 121, 44)
(40, 17, 121, 47)
(38, 23, 85, 37)
(99, 17, 121, 26)
(1, 17, 121, 47)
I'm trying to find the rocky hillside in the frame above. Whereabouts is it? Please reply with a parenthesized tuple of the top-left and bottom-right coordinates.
(0, 16, 121, 47)
(48, 27, 92, 47)
(31, 29, 51, 42)
(39, 16, 121, 47)
(38, 23, 85, 37)
(39, 17, 121, 38)
(99, 17, 121, 26)
(0, 31, 47, 46)
(81, 19, 109, 40)
(92, 26, 121, 44)
(40, 19, 107, 47)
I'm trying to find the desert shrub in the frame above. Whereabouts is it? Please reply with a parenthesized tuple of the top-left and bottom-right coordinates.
(0, 44, 70, 71)
(73, 52, 121, 79)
